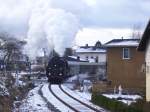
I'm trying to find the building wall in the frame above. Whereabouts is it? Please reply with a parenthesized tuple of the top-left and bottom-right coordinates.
(68, 62, 106, 80)
(77, 53, 106, 63)
(146, 39, 150, 101)
(107, 47, 145, 92)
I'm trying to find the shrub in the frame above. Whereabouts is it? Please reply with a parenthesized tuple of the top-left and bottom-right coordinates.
(92, 92, 143, 112)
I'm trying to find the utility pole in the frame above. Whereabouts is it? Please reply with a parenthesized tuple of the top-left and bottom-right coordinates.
(42, 48, 47, 73)
(26, 56, 31, 80)
(14, 62, 19, 86)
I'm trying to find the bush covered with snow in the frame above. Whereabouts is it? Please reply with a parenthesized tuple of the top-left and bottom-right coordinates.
(0, 81, 9, 96)
(0, 84, 9, 96)
(92, 93, 143, 112)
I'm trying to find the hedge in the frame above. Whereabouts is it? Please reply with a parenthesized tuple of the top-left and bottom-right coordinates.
(92, 93, 143, 112)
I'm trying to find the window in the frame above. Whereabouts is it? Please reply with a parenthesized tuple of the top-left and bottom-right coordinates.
(95, 56, 98, 63)
(123, 48, 130, 59)
(86, 56, 88, 60)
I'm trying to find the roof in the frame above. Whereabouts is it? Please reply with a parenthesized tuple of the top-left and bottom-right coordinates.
(105, 39, 140, 47)
(66, 56, 88, 62)
(76, 47, 106, 53)
(75, 40, 106, 53)
(138, 20, 150, 51)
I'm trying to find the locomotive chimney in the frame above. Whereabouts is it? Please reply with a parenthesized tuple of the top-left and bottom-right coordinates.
(77, 56, 80, 61)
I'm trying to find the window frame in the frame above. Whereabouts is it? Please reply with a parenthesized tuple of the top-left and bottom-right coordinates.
(123, 48, 130, 59)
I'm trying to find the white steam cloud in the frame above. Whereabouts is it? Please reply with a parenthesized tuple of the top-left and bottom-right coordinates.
(26, 8, 80, 58)
(0, 0, 86, 59)
(25, 0, 81, 59)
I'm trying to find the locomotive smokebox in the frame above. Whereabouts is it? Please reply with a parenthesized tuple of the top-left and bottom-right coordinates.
(46, 56, 69, 84)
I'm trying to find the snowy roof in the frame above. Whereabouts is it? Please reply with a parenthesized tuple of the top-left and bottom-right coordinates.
(105, 39, 140, 47)
(66, 56, 88, 62)
(76, 47, 106, 53)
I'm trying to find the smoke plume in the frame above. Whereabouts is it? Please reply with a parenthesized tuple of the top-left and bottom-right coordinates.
(25, 7, 80, 59)
(0, 0, 86, 59)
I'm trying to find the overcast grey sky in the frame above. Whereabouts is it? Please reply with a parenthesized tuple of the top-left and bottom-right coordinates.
(0, 0, 150, 46)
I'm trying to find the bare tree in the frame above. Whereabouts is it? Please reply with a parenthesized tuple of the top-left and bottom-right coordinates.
(0, 33, 26, 71)
(131, 24, 142, 39)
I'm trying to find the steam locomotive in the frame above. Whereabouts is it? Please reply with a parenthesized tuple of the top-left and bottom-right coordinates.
(46, 56, 69, 84)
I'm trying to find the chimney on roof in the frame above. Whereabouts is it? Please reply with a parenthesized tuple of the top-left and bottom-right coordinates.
(85, 44, 88, 48)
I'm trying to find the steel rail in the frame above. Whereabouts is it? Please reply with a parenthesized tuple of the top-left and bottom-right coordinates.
(49, 84, 79, 112)
(39, 85, 61, 112)
(59, 85, 104, 112)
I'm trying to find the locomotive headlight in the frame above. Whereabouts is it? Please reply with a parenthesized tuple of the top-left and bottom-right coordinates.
(59, 73, 62, 76)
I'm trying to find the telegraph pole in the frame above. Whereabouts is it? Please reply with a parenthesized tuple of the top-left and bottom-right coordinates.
(42, 48, 47, 73)
(14, 62, 19, 86)
(26, 56, 31, 80)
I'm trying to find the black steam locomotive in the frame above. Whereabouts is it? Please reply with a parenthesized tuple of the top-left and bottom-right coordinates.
(46, 56, 69, 84)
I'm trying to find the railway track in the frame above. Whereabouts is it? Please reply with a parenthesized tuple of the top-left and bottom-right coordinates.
(39, 85, 61, 112)
(49, 84, 105, 112)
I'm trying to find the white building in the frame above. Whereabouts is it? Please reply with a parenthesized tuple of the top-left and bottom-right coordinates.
(138, 20, 150, 102)
(75, 41, 106, 63)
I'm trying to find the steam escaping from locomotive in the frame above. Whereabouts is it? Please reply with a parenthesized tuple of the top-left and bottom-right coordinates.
(0, 0, 87, 59)
(25, 1, 80, 59)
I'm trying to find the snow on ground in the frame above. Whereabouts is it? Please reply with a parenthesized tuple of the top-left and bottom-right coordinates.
(16, 83, 107, 112)
(66, 73, 90, 82)
(73, 89, 91, 101)
(63, 83, 75, 90)
(42, 84, 74, 112)
(103, 94, 142, 105)
(66, 75, 78, 82)
(63, 82, 92, 100)
(51, 85, 96, 112)
(0, 82, 9, 96)
(62, 85, 107, 112)
(18, 85, 50, 112)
